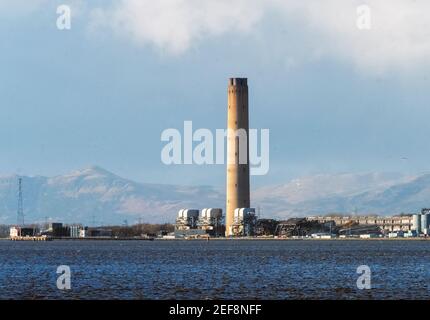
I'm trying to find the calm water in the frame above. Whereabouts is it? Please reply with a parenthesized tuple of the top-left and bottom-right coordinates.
(0, 239, 429, 300)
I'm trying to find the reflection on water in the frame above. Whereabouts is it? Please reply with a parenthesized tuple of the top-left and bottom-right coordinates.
(0, 240, 429, 299)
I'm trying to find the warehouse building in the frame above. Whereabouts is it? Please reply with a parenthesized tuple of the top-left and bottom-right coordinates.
(307, 215, 414, 233)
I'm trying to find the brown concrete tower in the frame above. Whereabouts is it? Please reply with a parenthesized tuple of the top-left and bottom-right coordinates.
(226, 78, 250, 236)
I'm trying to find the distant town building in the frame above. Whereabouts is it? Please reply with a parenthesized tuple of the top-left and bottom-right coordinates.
(307, 215, 414, 233)
(10, 226, 37, 238)
(79, 227, 87, 238)
(86, 228, 112, 237)
(69, 225, 83, 238)
(43, 222, 69, 237)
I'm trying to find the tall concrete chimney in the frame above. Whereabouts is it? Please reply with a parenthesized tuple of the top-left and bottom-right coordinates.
(226, 78, 250, 236)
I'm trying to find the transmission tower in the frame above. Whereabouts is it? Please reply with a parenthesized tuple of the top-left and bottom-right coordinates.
(17, 177, 24, 226)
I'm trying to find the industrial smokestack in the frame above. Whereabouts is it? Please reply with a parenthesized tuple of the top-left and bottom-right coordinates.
(226, 78, 250, 236)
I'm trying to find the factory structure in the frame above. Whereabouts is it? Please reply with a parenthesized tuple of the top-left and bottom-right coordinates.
(174, 207, 258, 238)
(173, 208, 430, 239)
(9, 222, 113, 240)
(173, 78, 258, 239)
(171, 77, 430, 239)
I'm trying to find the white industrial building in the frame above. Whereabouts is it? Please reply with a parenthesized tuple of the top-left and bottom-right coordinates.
(230, 208, 257, 237)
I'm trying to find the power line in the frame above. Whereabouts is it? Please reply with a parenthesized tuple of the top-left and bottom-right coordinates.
(17, 177, 24, 226)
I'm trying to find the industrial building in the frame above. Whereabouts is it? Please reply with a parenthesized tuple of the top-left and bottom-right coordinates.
(174, 208, 224, 238)
(230, 208, 257, 237)
(175, 209, 199, 231)
(174, 209, 206, 238)
(9, 226, 38, 238)
(306, 210, 430, 237)
(10, 222, 99, 239)
(173, 206, 260, 238)
(85, 228, 113, 237)
(307, 215, 414, 233)
(39, 222, 71, 237)
(198, 208, 223, 237)
(275, 218, 335, 238)
(337, 224, 382, 237)
(255, 219, 278, 236)
(69, 225, 83, 238)
(411, 208, 430, 235)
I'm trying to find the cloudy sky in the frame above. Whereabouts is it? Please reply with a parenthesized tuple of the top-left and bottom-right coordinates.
(1, 0, 430, 187)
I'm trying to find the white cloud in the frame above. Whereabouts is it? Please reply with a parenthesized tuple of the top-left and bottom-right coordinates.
(90, 0, 264, 55)
(90, 0, 430, 73)
(2, 0, 429, 73)
(275, 0, 430, 73)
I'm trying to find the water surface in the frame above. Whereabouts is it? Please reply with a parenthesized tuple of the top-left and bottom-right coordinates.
(0, 239, 429, 299)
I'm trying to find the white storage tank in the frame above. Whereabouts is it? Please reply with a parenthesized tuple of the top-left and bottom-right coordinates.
(176, 209, 200, 230)
(234, 208, 242, 220)
(234, 208, 256, 222)
(182, 209, 199, 219)
(177, 209, 184, 218)
(412, 214, 421, 233)
(200, 208, 209, 219)
(421, 214, 428, 233)
(206, 208, 222, 219)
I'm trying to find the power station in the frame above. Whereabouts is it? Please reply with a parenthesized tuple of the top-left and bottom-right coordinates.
(169, 78, 430, 239)
(173, 77, 255, 238)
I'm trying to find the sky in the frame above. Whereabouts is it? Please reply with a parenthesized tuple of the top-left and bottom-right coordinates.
(1, 0, 430, 188)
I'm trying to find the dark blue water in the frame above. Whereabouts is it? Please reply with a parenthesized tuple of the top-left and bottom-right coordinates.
(0, 239, 429, 299)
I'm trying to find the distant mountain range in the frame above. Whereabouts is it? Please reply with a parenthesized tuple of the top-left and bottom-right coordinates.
(0, 166, 429, 225)
(0, 166, 222, 225)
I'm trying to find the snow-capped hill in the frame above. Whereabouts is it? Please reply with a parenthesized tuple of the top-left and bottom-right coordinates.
(345, 173, 430, 213)
(253, 172, 408, 207)
(0, 167, 223, 225)
(0, 167, 430, 225)
(253, 173, 430, 219)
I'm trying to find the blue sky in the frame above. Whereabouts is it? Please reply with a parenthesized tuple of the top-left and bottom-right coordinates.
(1, 0, 430, 187)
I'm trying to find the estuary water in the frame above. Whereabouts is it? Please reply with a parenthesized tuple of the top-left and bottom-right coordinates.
(0, 239, 429, 300)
